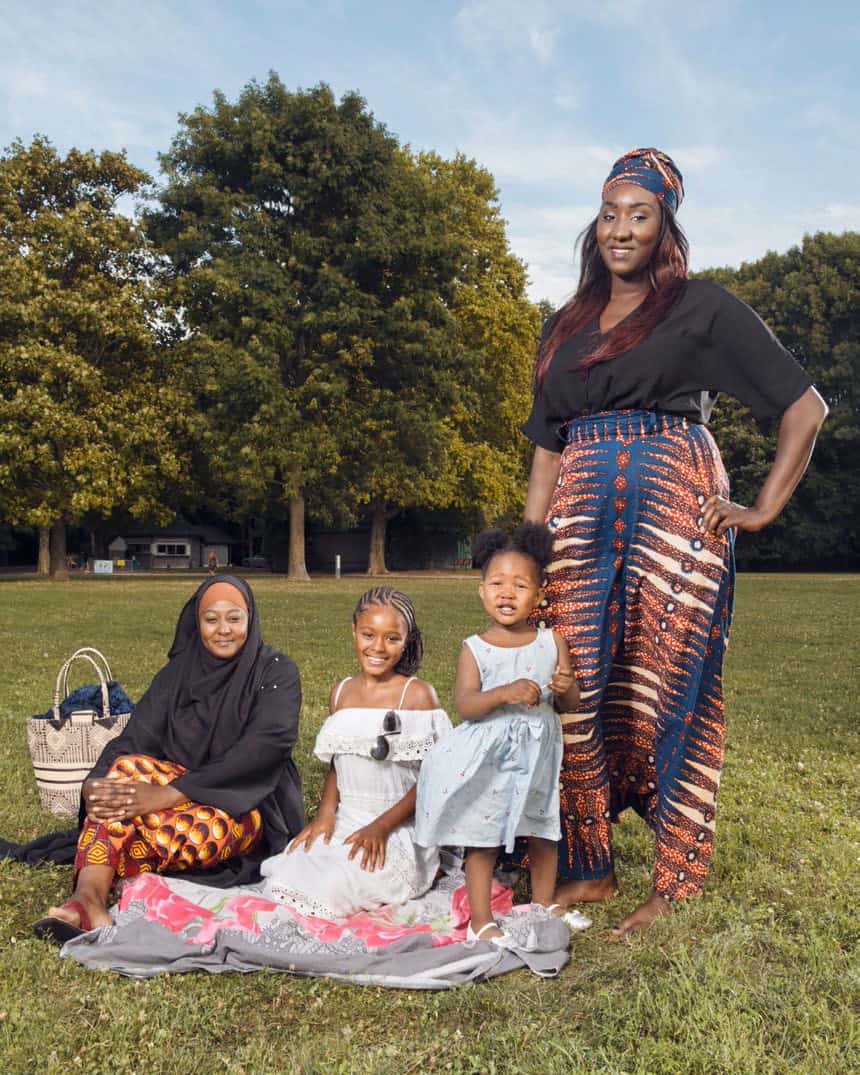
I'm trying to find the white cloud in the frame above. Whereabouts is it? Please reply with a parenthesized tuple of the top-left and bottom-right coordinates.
(670, 145, 723, 173)
(510, 231, 578, 304)
(552, 75, 584, 112)
(822, 203, 860, 227)
(463, 119, 620, 188)
(504, 203, 596, 303)
(573, 0, 648, 26)
(454, 0, 560, 63)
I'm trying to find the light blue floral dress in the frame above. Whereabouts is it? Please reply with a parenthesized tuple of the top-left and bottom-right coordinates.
(415, 629, 563, 853)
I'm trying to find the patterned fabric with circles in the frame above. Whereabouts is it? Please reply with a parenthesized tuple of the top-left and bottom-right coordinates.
(75, 754, 262, 880)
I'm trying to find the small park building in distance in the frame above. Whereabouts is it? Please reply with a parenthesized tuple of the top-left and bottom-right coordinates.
(109, 520, 236, 571)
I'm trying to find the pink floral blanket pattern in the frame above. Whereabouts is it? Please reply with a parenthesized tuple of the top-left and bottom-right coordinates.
(62, 870, 572, 988)
(116, 870, 514, 948)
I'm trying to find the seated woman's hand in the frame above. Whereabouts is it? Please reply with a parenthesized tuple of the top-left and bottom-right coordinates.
(343, 819, 390, 872)
(83, 777, 182, 823)
(287, 813, 335, 854)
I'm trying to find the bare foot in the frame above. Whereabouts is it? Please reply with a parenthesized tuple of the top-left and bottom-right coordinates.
(46, 894, 111, 930)
(553, 873, 618, 906)
(610, 892, 671, 938)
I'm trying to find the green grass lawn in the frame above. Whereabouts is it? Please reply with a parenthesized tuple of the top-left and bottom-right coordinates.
(0, 574, 856, 1075)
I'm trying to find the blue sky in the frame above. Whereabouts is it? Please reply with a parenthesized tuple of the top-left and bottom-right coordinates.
(1, 0, 857, 303)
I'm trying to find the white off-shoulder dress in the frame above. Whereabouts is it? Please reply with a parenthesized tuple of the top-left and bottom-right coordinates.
(259, 678, 452, 918)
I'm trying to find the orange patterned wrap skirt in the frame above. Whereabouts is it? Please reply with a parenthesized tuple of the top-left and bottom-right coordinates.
(74, 754, 263, 881)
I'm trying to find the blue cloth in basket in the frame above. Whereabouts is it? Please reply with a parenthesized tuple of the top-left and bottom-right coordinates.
(32, 682, 135, 722)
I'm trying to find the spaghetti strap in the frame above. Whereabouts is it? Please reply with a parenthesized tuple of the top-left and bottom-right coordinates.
(332, 677, 351, 710)
(397, 676, 416, 708)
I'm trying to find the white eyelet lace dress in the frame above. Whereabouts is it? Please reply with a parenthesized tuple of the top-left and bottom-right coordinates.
(259, 679, 452, 918)
(415, 629, 563, 853)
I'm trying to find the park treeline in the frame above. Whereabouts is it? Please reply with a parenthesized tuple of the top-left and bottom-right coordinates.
(0, 75, 857, 574)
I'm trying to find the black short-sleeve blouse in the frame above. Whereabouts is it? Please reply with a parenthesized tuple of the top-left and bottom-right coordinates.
(522, 279, 812, 452)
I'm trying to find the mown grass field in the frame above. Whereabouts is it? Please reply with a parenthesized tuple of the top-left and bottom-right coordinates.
(0, 573, 856, 1075)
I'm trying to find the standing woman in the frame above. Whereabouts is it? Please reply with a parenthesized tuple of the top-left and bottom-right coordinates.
(523, 148, 827, 935)
(34, 576, 303, 942)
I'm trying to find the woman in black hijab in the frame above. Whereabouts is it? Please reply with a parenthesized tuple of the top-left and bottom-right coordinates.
(34, 576, 303, 942)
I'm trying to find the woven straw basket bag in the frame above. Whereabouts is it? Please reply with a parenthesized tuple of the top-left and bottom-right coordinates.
(26, 647, 132, 816)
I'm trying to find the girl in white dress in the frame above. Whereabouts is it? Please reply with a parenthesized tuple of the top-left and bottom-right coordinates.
(260, 588, 451, 918)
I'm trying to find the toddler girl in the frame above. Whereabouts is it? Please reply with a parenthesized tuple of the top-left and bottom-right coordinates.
(415, 524, 581, 945)
(259, 587, 451, 918)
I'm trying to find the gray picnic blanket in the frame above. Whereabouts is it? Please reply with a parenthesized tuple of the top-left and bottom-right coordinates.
(62, 869, 571, 988)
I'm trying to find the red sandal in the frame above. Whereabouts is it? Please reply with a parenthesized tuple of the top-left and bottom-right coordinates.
(33, 898, 94, 945)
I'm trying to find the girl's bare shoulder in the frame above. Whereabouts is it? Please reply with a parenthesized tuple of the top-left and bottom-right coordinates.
(403, 677, 441, 710)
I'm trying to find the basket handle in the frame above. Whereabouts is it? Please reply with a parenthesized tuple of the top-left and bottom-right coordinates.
(52, 649, 111, 721)
(64, 647, 113, 683)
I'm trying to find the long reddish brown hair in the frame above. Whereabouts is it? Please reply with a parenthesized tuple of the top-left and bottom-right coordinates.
(534, 207, 689, 390)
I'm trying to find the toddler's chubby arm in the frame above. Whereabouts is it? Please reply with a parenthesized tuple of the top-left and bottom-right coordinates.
(343, 785, 417, 872)
(548, 630, 580, 712)
(287, 762, 339, 853)
(454, 643, 541, 720)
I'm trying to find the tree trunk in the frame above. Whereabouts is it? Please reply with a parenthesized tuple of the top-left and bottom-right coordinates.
(367, 502, 389, 575)
(37, 527, 50, 575)
(49, 519, 68, 580)
(288, 495, 310, 580)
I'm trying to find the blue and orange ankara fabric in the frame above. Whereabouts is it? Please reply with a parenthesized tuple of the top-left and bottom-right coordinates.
(535, 409, 733, 900)
(602, 148, 685, 214)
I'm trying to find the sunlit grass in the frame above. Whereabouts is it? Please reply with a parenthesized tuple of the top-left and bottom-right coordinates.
(0, 574, 856, 1074)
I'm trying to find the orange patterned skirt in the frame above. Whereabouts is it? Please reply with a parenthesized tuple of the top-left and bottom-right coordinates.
(538, 410, 734, 901)
(74, 754, 262, 882)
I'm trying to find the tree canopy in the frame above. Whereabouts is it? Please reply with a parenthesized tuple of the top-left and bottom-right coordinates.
(1, 89, 856, 575)
(0, 138, 184, 576)
(698, 231, 859, 567)
(146, 78, 460, 575)
(146, 76, 539, 574)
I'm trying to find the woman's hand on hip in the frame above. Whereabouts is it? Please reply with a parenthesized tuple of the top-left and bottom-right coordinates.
(287, 813, 335, 854)
(700, 496, 771, 537)
(343, 820, 390, 872)
(84, 777, 183, 823)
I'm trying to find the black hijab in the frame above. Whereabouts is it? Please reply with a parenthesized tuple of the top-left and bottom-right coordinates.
(86, 574, 304, 880)
(159, 575, 266, 769)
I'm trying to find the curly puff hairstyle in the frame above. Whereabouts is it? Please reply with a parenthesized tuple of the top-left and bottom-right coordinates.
(472, 523, 554, 579)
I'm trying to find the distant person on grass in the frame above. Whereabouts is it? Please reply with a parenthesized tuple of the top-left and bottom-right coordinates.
(34, 576, 303, 943)
(523, 148, 827, 935)
(259, 587, 451, 917)
(415, 525, 584, 946)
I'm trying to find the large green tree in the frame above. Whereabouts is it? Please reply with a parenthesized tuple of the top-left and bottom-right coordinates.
(344, 151, 540, 573)
(0, 138, 184, 577)
(146, 76, 446, 579)
(423, 152, 539, 525)
(699, 231, 859, 567)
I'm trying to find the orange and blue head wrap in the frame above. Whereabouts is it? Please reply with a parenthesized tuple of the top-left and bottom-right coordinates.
(602, 148, 684, 215)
